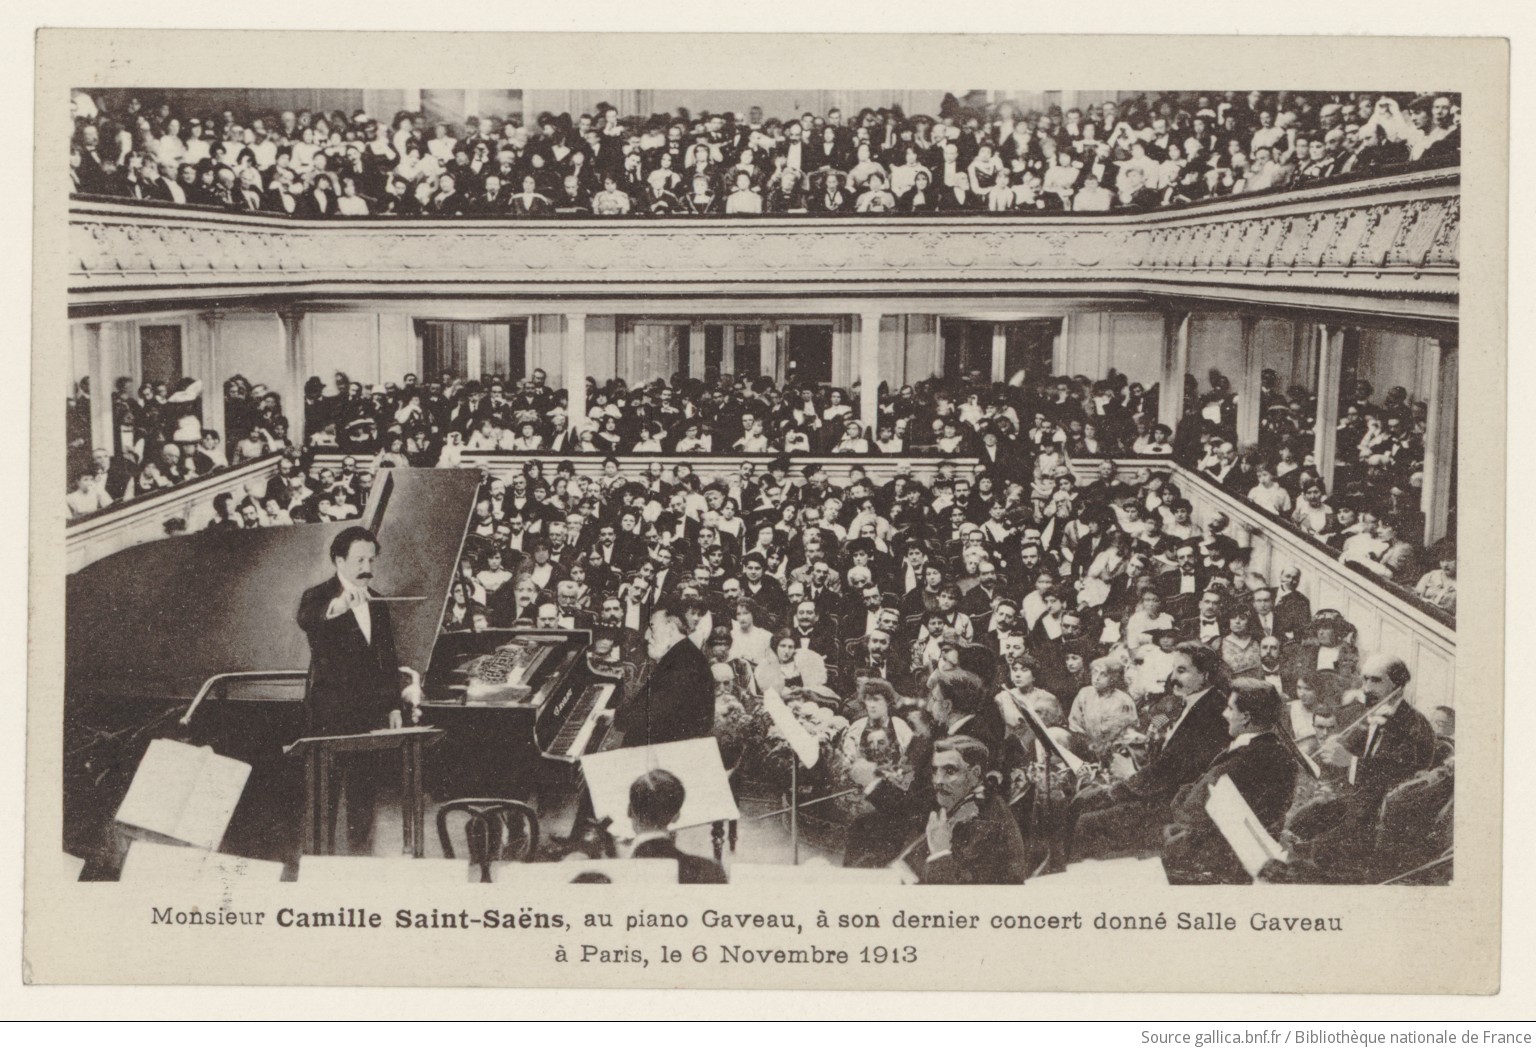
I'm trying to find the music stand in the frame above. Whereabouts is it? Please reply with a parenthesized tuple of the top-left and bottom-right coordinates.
(1010, 694, 1085, 867)
(285, 726, 445, 858)
(579, 737, 739, 843)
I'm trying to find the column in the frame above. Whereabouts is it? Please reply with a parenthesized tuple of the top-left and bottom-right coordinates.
(1313, 323, 1344, 493)
(1158, 310, 1191, 429)
(761, 324, 781, 382)
(859, 312, 883, 429)
(1235, 315, 1262, 448)
(1420, 339, 1458, 545)
(990, 323, 1008, 383)
(89, 321, 136, 454)
(722, 324, 737, 378)
(465, 331, 483, 381)
(278, 308, 310, 441)
(194, 311, 225, 442)
(564, 313, 587, 428)
(689, 322, 706, 380)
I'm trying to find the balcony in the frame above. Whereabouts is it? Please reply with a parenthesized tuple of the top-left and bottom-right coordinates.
(69, 169, 1458, 318)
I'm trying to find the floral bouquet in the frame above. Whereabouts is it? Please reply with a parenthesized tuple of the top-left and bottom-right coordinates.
(736, 689, 848, 788)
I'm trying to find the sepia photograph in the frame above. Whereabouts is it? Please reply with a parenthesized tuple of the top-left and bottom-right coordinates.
(23, 27, 1510, 999)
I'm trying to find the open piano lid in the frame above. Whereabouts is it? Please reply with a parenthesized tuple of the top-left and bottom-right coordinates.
(65, 468, 483, 700)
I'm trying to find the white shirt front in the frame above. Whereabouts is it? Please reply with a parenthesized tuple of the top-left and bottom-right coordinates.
(345, 582, 372, 644)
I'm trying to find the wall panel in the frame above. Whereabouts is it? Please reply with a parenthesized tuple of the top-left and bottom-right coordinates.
(216, 314, 284, 391)
(308, 313, 379, 387)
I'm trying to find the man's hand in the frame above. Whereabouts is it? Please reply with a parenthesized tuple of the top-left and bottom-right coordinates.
(328, 583, 368, 619)
(848, 757, 878, 789)
(925, 808, 953, 856)
(1317, 736, 1352, 768)
(399, 666, 423, 723)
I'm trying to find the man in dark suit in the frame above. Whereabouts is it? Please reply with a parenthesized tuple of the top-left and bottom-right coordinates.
(612, 600, 715, 747)
(1287, 655, 1438, 883)
(1069, 642, 1231, 862)
(1176, 589, 1229, 649)
(1282, 611, 1360, 690)
(1162, 679, 1300, 884)
(1273, 567, 1313, 643)
(1156, 541, 1210, 621)
(919, 736, 1029, 884)
(295, 526, 420, 854)
(626, 769, 727, 884)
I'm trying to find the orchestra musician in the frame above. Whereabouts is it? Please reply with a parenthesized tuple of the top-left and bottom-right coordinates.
(626, 769, 727, 884)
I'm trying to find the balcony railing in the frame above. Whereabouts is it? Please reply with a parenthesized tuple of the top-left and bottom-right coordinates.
(65, 453, 283, 573)
(69, 168, 1458, 314)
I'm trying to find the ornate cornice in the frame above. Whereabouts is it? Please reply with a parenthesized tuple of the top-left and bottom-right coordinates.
(69, 169, 1458, 313)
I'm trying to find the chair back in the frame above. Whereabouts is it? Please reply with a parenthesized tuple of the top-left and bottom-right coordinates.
(436, 798, 540, 882)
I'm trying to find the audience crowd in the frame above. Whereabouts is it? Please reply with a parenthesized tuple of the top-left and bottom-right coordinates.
(71, 89, 1460, 218)
(429, 447, 1452, 884)
(65, 349, 1456, 884)
(68, 357, 1454, 622)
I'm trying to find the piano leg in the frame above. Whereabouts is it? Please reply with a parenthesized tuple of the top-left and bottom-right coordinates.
(729, 819, 738, 855)
(712, 821, 725, 863)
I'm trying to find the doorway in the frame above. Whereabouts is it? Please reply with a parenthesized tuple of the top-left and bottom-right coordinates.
(138, 325, 184, 386)
(417, 320, 528, 382)
(785, 324, 835, 386)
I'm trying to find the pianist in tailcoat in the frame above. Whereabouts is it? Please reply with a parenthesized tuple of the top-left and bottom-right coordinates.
(613, 600, 716, 747)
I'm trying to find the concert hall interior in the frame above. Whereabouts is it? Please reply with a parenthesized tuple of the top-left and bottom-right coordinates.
(63, 85, 1459, 887)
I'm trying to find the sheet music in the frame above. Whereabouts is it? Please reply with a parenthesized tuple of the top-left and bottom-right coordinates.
(580, 738, 740, 840)
(761, 688, 822, 768)
(1015, 694, 1085, 773)
(1204, 774, 1288, 879)
(115, 739, 252, 851)
(173, 751, 253, 850)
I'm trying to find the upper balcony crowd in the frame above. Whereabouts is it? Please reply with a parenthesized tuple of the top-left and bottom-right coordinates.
(68, 89, 1461, 219)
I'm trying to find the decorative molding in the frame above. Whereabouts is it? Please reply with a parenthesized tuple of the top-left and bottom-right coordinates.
(70, 170, 1458, 312)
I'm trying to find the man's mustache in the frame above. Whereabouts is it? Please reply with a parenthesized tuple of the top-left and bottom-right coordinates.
(357, 572, 374, 579)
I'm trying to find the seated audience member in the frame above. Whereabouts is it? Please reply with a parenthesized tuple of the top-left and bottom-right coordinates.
(1069, 643, 1230, 862)
(1066, 655, 1137, 758)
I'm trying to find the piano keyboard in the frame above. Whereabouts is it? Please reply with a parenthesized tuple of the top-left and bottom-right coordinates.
(544, 683, 616, 760)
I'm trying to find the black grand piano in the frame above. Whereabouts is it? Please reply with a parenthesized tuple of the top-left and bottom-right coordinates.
(64, 468, 625, 876)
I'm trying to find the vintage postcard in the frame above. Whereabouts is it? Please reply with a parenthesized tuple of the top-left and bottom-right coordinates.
(25, 29, 1508, 997)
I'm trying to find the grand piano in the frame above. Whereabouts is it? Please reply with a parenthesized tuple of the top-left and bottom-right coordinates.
(64, 468, 625, 876)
